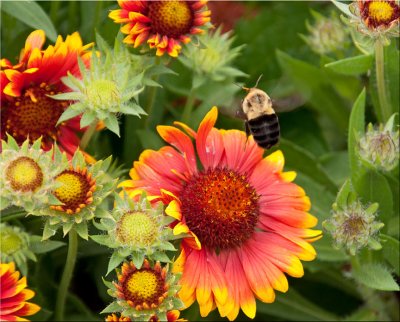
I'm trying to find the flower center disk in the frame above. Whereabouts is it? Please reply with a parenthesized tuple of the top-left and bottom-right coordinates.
(5, 156, 43, 192)
(1, 83, 68, 144)
(116, 211, 158, 247)
(123, 269, 164, 308)
(53, 169, 95, 214)
(364, 0, 399, 27)
(180, 168, 260, 250)
(148, 1, 193, 38)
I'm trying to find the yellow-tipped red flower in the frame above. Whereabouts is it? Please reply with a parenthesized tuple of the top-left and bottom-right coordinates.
(0, 262, 40, 321)
(120, 107, 322, 320)
(109, 1, 211, 57)
(1, 30, 94, 158)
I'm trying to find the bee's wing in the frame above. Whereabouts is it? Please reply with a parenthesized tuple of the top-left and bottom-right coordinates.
(271, 93, 306, 113)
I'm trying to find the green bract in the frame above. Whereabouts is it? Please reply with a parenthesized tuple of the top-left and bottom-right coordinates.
(36, 150, 117, 240)
(357, 114, 399, 172)
(179, 26, 246, 87)
(0, 135, 68, 212)
(300, 10, 349, 56)
(324, 197, 384, 256)
(51, 34, 148, 137)
(92, 193, 176, 275)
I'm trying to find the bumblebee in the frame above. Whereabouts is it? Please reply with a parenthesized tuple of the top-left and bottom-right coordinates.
(238, 80, 280, 150)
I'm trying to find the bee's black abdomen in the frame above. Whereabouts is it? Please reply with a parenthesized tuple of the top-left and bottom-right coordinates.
(246, 114, 280, 150)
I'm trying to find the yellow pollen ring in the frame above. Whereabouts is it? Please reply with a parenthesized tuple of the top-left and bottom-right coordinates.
(5, 156, 44, 192)
(368, 1, 395, 23)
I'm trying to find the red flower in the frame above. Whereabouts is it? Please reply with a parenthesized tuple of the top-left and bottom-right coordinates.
(120, 107, 322, 320)
(109, 1, 211, 57)
(1, 30, 94, 160)
(0, 262, 40, 321)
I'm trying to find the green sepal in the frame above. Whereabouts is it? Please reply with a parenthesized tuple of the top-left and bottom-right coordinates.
(57, 105, 84, 125)
(151, 251, 171, 263)
(100, 301, 122, 314)
(62, 221, 74, 237)
(104, 114, 120, 137)
(107, 251, 126, 275)
(75, 221, 88, 240)
(80, 111, 97, 128)
(91, 234, 112, 247)
(42, 221, 57, 241)
(131, 251, 145, 269)
(102, 276, 115, 289)
(0, 197, 11, 211)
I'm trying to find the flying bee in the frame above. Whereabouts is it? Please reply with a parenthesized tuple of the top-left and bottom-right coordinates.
(237, 75, 280, 150)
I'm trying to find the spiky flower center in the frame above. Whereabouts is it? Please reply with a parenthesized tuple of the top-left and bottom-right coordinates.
(369, 132, 397, 158)
(342, 214, 367, 238)
(180, 168, 260, 250)
(122, 269, 165, 309)
(52, 169, 95, 214)
(148, 1, 193, 38)
(0, 227, 23, 255)
(85, 79, 120, 110)
(116, 211, 158, 247)
(362, 0, 400, 28)
(1, 83, 68, 144)
(5, 156, 43, 192)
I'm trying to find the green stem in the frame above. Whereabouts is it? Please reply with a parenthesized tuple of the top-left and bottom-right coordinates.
(80, 122, 97, 150)
(0, 212, 27, 222)
(375, 40, 391, 122)
(144, 57, 161, 130)
(181, 90, 196, 125)
(54, 229, 78, 321)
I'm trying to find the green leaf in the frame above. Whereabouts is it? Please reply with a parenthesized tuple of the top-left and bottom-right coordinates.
(29, 236, 66, 254)
(90, 235, 111, 247)
(380, 234, 400, 276)
(276, 139, 338, 194)
(75, 221, 89, 240)
(344, 307, 379, 321)
(319, 151, 349, 187)
(100, 301, 121, 314)
(348, 89, 366, 184)
(1, 1, 58, 42)
(352, 262, 399, 291)
(258, 287, 339, 321)
(104, 114, 120, 137)
(131, 251, 144, 269)
(276, 50, 350, 132)
(107, 251, 125, 275)
(57, 107, 83, 125)
(354, 170, 393, 228)
(325, 55, 373, 76)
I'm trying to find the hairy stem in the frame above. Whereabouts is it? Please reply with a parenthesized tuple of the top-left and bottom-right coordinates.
(375, 40, 391, 122)
(80, 122, 97, 150)
(54, 229, 78, 321)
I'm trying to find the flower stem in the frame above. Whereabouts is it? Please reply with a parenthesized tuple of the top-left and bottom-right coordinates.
(54, 229, 78, 321)
(375, 40, 391, 122)
(144, 57, 161, 130)
(181, 89, 197, 125)
(80, 122, 97, 150)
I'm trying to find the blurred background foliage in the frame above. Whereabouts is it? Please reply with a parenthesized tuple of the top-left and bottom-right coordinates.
(1, 1, 399, 321)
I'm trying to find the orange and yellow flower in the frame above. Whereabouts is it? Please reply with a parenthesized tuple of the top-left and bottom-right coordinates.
(109, 0, 211, 57)
(1, 29, 94, 158)
(0, 262, 40, 321)
(120, 107, 322, 320)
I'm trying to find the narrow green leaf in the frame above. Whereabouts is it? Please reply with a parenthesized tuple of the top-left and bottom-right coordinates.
(380, 234, 400, 275)
(325, 55, 373, 76)
(107, 252, 125, 275)
(335, 179, 352, 208)
(57, 107, 83, 125)
(1, 1, 57, 41)
(258, 287, 339, 321)
(104, 114, 120, 137)
(353, 262, 399, 291)
(29, 236, 66, 254)
(348, 89, 366, 184)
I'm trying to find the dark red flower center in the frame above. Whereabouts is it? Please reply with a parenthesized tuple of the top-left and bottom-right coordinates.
(1, 83, 68, 145)
(361, 0, 400, 29)
(148, 1, 194, 38)
(180, 168, 260, 250)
